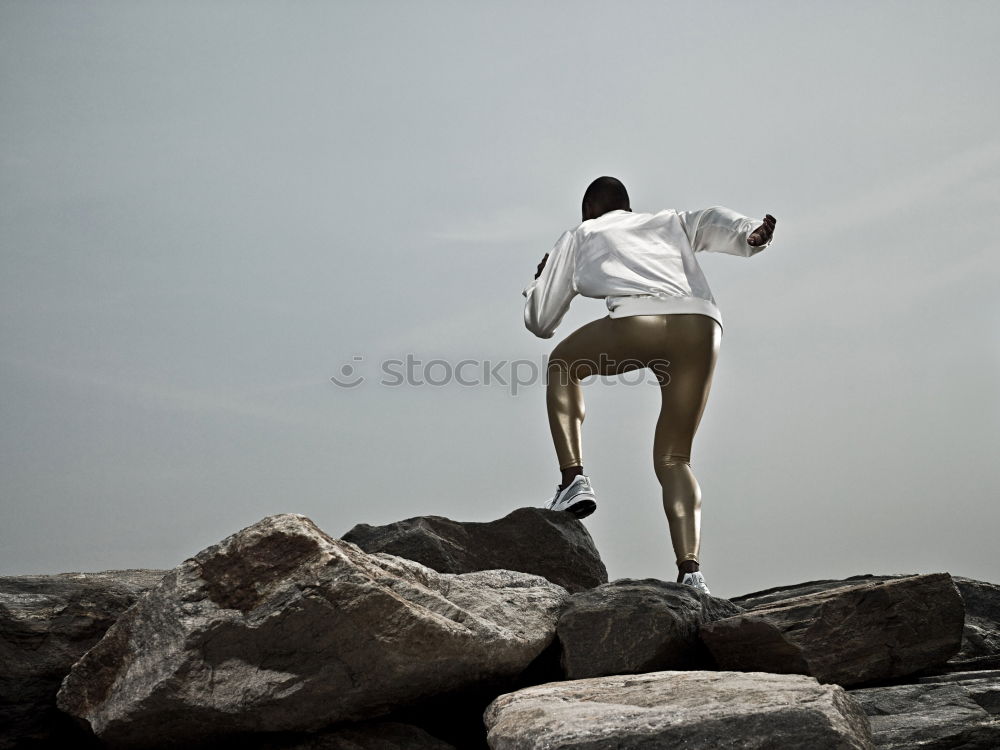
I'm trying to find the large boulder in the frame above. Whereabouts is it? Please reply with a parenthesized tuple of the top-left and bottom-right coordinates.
(56, 514, 568, 748)
(483, 670, 875, 749)
(699, 573, 964, 687)
(731, 573, 1000, 672)
(555, 578, 743, 679)
(848, 669, 1000, 748)
(0, 569, 166, 750)
(342, 507, 607, 593)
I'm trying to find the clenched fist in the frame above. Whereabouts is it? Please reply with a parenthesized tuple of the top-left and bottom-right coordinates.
(747, 214, 777, 247)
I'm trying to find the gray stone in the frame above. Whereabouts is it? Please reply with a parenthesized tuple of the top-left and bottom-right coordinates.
(483, 670, 875, 749)
(952, 577, 1000, 661)
(848, 670, 1000, 748)
(932, 653, 1000, 673)
(699, 573, 964, 687)
(731, 573, 1000, 671)
(729, 573, 911, 610)
(342, 507, 607, 593)
(916, 669, 1000, 715)
(0, 569, 166, 750)
(56, 514, 568, 748)
(555, 577, 743, 679)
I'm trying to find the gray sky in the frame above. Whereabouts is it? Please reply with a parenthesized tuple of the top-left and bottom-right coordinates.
(2, 0, 998, 599)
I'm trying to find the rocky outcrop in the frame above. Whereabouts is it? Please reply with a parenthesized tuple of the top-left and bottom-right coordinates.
(341, 507, 607, 593)
(4, 505, 998, 749)
(483, 670, 875, 749)
(847, 669, 1000, 748)
(699, 573, 965, 686)
(0, 569, 166, 750)
(555, 578, 743, 679)
(55, 514, 568, 748)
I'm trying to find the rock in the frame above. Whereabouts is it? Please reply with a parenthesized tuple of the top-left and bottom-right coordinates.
(731, 573, 1000, 671)
(952, 577, 1000, 661)
(483, 670, 875, 749)
(0, 569, 166, 750)
(699, 573, 965, 687)
(929, 654, 1000, 673)
(375, 638, 565, 750)
(341, 507, 607, 593)
(848, 670, 1000, 748)
(729, 573, 910, 609)
(55, 514, 568, 748)
(915, 669, 1000, 716)
(251, 720, 457, 749)
(555, 578, 743, 679)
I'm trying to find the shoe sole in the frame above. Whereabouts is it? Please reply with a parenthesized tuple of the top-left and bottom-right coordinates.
(566, 498, 596, 519)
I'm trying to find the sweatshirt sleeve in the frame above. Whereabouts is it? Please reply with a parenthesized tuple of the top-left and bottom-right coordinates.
(522, 229, 578, 339)
(676, 205, 772, 257)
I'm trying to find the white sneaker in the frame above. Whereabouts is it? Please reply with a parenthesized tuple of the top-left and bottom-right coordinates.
(543, 475, 597, 519)
(681, 571, 711, 595)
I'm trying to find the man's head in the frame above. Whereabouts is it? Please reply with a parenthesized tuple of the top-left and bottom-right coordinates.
(582, 176, 631, 221)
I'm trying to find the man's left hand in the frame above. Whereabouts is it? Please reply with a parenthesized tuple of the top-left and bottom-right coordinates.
(747, 214, 777, 247)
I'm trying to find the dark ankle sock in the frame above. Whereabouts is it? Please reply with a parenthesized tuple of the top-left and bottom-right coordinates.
(559, 466, 584, 490)
(676, 560, 700, 582)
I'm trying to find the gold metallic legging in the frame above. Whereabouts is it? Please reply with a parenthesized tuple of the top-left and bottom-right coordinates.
(546, 313, 722, 567)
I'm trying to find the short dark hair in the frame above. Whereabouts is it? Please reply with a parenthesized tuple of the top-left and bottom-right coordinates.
(582, 176, 630, 219)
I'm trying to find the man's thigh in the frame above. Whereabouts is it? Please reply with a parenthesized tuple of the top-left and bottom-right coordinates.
(549, 315, 647, 381)
(655, 315, 721, 445)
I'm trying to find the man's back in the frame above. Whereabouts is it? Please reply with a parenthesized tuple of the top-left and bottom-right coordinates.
(523, 205, 771, 338)
(574, 208, 715, 303)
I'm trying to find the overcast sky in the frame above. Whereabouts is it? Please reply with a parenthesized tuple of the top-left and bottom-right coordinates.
(2, 0, 998, 599)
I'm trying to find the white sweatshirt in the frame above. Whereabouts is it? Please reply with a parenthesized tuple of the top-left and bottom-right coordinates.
(522, 206, 772, 339)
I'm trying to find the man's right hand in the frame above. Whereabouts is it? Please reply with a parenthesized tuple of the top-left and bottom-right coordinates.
(747, 214, 777, 247)
(534, 253, 549, 279)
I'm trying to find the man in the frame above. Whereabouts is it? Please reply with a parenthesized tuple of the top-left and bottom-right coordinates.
(522, 176, 776, 593)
